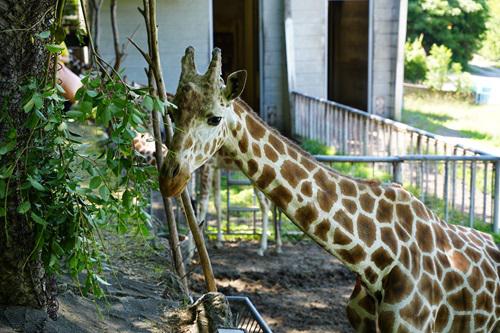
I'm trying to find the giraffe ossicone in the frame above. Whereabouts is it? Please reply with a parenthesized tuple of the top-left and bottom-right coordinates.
(161, 46, 500, 332)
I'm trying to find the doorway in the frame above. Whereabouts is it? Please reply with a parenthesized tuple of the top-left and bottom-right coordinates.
(328, 0, 369, 111)
(213, 0, 260, 112)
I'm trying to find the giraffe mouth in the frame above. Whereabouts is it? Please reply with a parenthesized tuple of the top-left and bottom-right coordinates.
(159, 169, 191, 197)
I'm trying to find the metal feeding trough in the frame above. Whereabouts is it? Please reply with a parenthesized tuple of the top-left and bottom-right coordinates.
(219, 296, 273, 333)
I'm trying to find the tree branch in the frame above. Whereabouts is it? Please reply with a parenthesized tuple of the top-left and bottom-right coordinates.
(142, 0, 217, 293)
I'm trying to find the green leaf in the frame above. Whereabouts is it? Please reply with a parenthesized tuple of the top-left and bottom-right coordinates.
(52, 241, 65, 256)
(37, 31, 50, 39)
(153, 97, 165, 113)
(23, 97, 35, 112)
(97, 105, 112, 126)
(130, 113, 143, 127)
(99, 186, 110, 201)
(28, 177, 46, 191)
(31, 212, 47, 226)
(33, 94, 43, 109)
(0, 179, 5, 199)
(45, 44, 65, 53)
(122, 190, 132, 209)
(86, 90, 98, 98)
(80, 101, 93, 116)
(95, 275, 111, 286)
(142, 95, 154, 112)
(66, 110, 83, 119)
(0, 142, 16, 155)
(139, 223, 150, 237)
(89, 176, 101, 189)
(17, 201, 31, 214)
(54, 26, 66, 43)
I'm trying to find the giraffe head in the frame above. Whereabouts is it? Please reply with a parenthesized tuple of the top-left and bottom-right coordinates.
(160, 47, 246, 197)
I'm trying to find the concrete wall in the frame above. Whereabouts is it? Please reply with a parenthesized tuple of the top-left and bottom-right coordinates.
(290, 0, 327, 98)
(285, 0, 403, 119)
(99, 0, 212, 92)
(260, 0, 286, 131)
(371, 0, 401, 118)
(97, 0, 403, 125)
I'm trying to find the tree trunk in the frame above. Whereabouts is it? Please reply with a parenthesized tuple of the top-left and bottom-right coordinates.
(0, 0, 56, 307)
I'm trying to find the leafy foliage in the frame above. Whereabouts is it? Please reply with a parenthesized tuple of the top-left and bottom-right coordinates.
(405, 35, 428, 83)
(407, 0, 489, 67)
(479, 0, 500, 62)
(300, 139, 336, 156)
(425, 44, 453, 90)
(1, 63, 159, 296)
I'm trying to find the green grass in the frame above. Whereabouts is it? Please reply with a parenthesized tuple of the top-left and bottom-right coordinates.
(403, 91, 500, 150)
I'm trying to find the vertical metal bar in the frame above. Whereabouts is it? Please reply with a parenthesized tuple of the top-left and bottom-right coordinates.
(409, 133, 414, 186)
(252, 192, 257, 235)
(342, 110, 348, 154)
(434, 140, 438, 198)
(469, 161, 477, 228)
(226, 170, 231, 234)
(493, 161, 500, 233)
(416, 135, 423, 201)
(363, 117, 368, 155)
(388, 126, 393, 155)
(444, 161, 449, 222)
(461, 150, 466, 214)
(392, 161, 403, 184)
(451, 147, 457, 209)
(482, 161, 488, 223)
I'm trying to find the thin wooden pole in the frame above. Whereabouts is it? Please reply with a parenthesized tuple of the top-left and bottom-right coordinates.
(146, 0, 217, 292)
(140, 0, 188, 291)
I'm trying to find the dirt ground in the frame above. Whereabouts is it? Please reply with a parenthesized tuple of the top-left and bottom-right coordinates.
(189, 240, 356, 333)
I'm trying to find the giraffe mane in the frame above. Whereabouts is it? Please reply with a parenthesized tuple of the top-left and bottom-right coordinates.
(233, 98, 382, 188)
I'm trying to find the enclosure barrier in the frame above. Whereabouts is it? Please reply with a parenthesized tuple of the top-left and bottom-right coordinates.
(292, 91, 494, 157)
(315, 155, 500, 233)
(226, 296, 273, 333)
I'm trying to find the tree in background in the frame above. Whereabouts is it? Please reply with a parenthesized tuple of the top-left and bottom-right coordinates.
(479, 0, 500, 62)
(407, 0, 489, 68)
(405, 35, 428, 83)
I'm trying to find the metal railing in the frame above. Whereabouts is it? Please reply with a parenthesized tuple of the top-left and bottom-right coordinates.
(292, 91, 500, 232)
(315, 155, 500, 233)
(292, 91, 495, 157)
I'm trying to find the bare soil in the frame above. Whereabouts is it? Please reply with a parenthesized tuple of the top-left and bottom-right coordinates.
(189, 240, 356, 333)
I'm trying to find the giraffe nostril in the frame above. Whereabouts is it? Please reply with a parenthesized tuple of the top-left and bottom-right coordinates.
(171, 163, 181, 178)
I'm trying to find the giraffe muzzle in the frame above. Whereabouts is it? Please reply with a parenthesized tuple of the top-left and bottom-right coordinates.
(159, 165, 191, 197)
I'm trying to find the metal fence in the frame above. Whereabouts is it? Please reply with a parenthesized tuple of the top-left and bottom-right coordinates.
(315, 155, 500, 233)
(292, 91, 494, 157)
(292, 91, 500, 232)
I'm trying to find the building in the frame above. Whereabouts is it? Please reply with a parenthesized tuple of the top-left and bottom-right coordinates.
(98, 0, 407, 134)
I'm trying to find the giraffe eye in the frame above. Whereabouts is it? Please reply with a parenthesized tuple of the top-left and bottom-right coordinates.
(207, 116, 222, 126)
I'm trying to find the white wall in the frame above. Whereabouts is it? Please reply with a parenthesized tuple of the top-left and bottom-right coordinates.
(261, 0, 286, 130)
(290, 0, 327, 98)
(99, 0, 212, 92)
(371, 0, 400, 118)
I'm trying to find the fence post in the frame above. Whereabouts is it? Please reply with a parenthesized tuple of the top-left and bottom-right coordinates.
(392, 161, 403, 185)
(443, 161, 449, 222)
(342, 111, 348, 154)
(493, 160, 500, 233)
(469, 161, 476, 228)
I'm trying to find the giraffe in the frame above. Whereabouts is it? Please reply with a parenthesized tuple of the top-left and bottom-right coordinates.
(132, 128, 275, 255)
(159, 46, 500, 332)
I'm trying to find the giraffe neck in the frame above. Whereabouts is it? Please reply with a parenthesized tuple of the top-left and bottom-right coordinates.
(223, 102, 398, 290)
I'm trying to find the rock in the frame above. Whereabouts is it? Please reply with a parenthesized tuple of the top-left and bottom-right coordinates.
(162, 292, 233, 333)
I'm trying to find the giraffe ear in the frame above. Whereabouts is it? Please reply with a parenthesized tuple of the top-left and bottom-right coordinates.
(223, 70, 247, 101)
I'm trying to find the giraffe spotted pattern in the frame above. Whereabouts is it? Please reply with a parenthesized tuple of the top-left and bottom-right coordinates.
(159, 47, 500, 332)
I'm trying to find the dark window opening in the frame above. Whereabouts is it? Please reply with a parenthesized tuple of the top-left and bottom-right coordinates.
(213, 0, 260, 113)
(328, 0, 369, 111)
